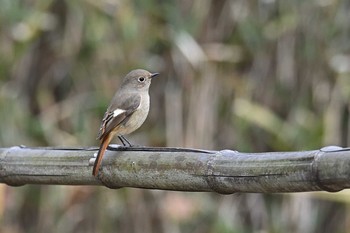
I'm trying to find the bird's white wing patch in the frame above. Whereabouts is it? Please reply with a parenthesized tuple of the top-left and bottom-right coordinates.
(113, 109, 126, 117)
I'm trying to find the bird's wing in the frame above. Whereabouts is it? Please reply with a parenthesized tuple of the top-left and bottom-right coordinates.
(97, 94, 141, 140)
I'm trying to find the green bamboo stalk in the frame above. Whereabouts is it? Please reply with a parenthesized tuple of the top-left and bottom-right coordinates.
(0, 145, 349, 194)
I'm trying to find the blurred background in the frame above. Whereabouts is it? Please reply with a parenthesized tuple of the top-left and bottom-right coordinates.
(0, 0, 350, 232)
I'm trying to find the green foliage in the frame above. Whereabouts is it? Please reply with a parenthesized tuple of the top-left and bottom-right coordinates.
(0, 0, 349, 232)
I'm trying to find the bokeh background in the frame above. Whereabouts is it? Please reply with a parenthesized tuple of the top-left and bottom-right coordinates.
(1, 0, 350, 232)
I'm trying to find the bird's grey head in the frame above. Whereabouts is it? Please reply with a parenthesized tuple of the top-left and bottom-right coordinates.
(121, 69, 159, 92)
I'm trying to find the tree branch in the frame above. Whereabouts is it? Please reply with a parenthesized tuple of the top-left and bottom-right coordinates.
(0, 145, 349, 194)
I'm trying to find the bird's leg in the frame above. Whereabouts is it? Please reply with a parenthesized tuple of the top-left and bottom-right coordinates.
(117, 136, 126, 146)
(121, 135, 133, 147)
(118, 135, 133, 147)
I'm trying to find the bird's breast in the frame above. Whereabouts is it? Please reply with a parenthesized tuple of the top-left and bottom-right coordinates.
(118, 93, 150, 135)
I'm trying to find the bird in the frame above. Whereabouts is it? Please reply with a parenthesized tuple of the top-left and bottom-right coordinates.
(92, 69, 159, 176)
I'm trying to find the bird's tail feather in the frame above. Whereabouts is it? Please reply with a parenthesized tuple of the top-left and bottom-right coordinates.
(93, 133, 112, 176)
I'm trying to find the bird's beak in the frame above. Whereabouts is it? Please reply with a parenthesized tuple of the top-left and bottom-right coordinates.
(150, 72, 159, 78)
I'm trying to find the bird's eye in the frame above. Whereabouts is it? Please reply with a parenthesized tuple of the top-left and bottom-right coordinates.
(138, 77, 145, 82)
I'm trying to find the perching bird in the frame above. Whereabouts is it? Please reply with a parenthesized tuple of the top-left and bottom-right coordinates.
(93, 69, 159, 176)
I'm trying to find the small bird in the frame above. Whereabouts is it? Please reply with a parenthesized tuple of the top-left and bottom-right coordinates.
(93, 69, 159, 176)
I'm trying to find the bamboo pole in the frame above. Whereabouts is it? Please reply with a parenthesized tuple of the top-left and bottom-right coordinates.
(0, 145, 349, 194)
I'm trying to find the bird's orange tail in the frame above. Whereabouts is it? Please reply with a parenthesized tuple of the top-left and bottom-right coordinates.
(93, 133, 112, 176)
